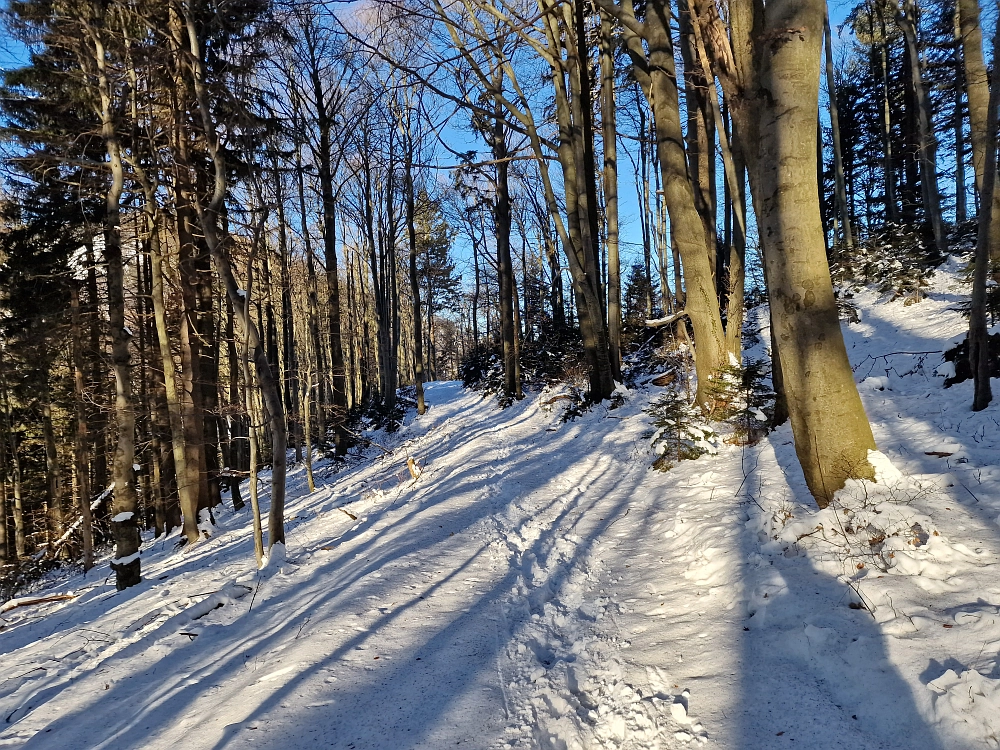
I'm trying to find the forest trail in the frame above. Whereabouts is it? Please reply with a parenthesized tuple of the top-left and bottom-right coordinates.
(1, 259, 1000, 749)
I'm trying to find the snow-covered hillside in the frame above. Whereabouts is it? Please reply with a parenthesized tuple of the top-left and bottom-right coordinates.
(2, 258, 1000, 749)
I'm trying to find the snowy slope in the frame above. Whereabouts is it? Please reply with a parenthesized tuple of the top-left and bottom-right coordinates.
(1, 258, 1000, 749)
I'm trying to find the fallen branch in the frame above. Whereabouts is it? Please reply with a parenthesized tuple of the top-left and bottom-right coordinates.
(541, 394, 575, 406)
(35, 485, 114, 562)
(645, 310, 688, 328)
(0, 594, 76, 614)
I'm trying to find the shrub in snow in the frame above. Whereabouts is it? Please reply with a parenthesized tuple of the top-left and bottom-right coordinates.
(703, 358, 776, 445)
(646, 359, 775, 471)
(828, 222, 942, 303)
(646, 388, 718, 471)
(941, 332, 1000, 387)
(459, 321, 589, 406)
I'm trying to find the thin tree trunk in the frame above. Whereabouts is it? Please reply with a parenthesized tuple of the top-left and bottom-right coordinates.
(601, 10, 623, 381)
(148, 207, 200, 544)
(954, 6, 968, 225)
(969, 8, 1000, 411)
(405, 140, 426, 414)
(494, 109, 519, 400)
(70, 286, 95, 569)
(825, 6, 854, 248)
(898, 0, 947, 254)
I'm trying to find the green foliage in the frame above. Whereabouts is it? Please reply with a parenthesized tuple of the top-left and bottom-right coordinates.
(415, 191, 461, 315)
(828, 223, 942, 302)
(646, 388, 718, 472)
(622, 262, 654, 324)
(646, 358, 775, 472)
(458, 321, 589, 407)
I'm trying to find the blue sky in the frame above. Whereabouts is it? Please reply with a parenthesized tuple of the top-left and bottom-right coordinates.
(0, 0, 866, 287)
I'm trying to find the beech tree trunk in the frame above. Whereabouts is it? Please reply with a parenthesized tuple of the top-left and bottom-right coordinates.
(620, 0, 727, 404)
(756, 0, 876, 505)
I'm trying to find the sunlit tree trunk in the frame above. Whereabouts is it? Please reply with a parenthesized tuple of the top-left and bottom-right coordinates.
(756, 0, 876, 505)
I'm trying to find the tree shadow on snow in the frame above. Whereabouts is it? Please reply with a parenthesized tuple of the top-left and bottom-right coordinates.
(13, 393, 638, 750)
(734, 430, 946, 750)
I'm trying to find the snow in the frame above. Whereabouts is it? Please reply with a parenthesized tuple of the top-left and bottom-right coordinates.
(111, 512, 133, 523)
(1, 257, 1000, 748)
(110, 551, 140, 567)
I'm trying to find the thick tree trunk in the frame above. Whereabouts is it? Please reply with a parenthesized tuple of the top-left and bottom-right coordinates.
(757, 0, 876, 505)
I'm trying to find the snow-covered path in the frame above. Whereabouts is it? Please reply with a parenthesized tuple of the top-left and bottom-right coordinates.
(3, 259, 1000, 749)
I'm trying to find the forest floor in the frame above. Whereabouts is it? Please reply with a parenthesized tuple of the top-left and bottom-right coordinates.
(1, 259, 1000, 749)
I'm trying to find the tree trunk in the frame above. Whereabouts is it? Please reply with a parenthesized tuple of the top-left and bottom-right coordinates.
(405, 143, 427, 414)
(898, 0, 947, 254)
(678, 0, 718, 269)
(954, 6, 968, 225)
(70, 286, 95, 569)
(88, 24, 140, 588)
(756, 0, 876, 506)
(494, 111, 519, 400)
(182, 6, 286, 551)
(968, 7, 1000, 411)
(148, 207, 200, 544)
(825, 6, 854, 248)
(633, 0, 727, 403)
(601, 10, 623, 381)
(958, 0, 1000, 264)
(274, 165, 301, 462)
